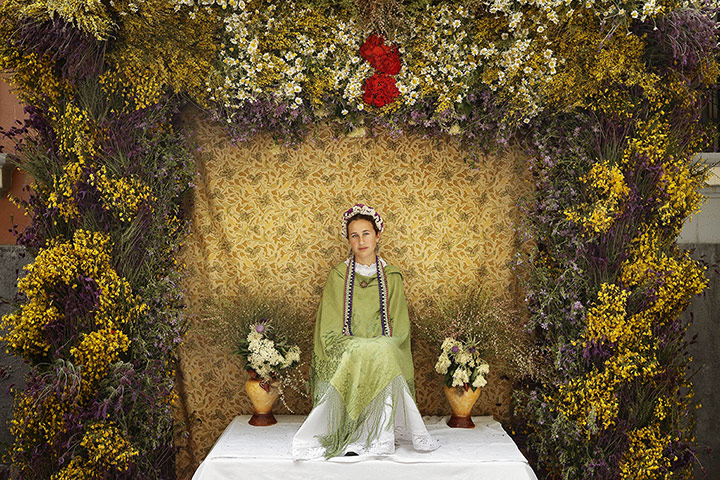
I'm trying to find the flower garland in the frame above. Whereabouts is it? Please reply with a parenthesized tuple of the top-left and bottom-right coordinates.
(0, 0, 716, 478)
(340, 203, 384, 238)
(0, 3, 196, 471)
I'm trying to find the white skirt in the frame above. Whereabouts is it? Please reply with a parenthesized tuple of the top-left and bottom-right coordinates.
(292, 376, 440, 460)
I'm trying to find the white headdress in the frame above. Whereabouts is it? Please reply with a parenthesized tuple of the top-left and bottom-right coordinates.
(341, 204, 384, 238)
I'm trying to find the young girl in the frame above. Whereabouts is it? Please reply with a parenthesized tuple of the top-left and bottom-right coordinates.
(292, 204, 439, 459)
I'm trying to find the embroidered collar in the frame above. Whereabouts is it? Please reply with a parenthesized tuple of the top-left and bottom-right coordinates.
(344, 256, 387, 277)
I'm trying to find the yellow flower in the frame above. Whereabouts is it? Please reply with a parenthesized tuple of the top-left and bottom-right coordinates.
(8, 392, 68, 471)
(71, 328, 130, 393)
(89, 165, 155, 222)
(52, 422, 139, 479)
(50, 102, 99, 162)
(619, 424, 672, 479)
(564, 160, 630, 234)
(585, 283, 632, 345)
(620, 230, 708, 322)
(559, 351, 661, 434)
(0, 230, 146, 361)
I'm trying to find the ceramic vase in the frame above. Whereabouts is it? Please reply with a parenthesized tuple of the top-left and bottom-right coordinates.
(443, 384, 482, 428)
(245, 378, 279, 426)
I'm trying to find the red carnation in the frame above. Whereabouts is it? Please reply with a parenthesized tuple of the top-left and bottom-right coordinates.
(373, 45, 401, 75)
(359, 34, 384, 63)
(362, 73, 400, 108)
(359, 35, 402, 75)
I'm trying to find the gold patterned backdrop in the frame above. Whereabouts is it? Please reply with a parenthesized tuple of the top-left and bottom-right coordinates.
(175, 118, 531, 477)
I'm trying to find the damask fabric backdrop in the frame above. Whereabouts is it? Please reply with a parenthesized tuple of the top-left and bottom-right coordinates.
(176, 120, 531, 476)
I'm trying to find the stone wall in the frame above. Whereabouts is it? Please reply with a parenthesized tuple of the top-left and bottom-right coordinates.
(681, 244, 720, 479)
(0, 245, 29, 472)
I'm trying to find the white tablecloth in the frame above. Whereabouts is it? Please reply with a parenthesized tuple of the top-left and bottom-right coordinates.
(193, 415, 538, 480)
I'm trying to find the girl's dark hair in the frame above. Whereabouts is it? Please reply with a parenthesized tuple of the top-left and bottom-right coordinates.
(346, 214, 380, 237)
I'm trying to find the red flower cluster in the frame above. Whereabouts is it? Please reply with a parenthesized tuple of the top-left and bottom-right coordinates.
(362, 74, 400, 108)
(359, 34, 402, 108)
(359, 34, 401, 75)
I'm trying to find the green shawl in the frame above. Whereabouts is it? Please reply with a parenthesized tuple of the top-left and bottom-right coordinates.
(310, 260, 415, 458)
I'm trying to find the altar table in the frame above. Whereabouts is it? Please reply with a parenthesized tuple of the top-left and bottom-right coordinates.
(192, 415, 538, 480)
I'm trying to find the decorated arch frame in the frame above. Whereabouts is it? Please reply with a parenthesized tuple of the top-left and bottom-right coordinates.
(0, 0, 717, 478)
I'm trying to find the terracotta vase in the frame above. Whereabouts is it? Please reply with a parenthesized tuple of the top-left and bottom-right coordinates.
(443, 384, 482, 428)
(245, 378, 279, 426)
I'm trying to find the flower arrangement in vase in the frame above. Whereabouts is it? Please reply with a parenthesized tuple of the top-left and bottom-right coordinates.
(236, 318, 302, 425)
(435, 337, 491, 427)
(412, 286, 537, 428)
(198, 295, 310, 426)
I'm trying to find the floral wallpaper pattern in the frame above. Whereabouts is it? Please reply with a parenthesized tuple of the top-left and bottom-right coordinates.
(177, 121, 530, 475)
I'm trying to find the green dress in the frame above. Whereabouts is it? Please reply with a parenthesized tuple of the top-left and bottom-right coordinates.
(292, 259, 438, 459)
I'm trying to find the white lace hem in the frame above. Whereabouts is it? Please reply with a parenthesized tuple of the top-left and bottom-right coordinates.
(292, 377, 440, 460)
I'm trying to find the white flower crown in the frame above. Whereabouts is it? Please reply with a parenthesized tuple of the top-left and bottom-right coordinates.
(341, 204, 384, 238)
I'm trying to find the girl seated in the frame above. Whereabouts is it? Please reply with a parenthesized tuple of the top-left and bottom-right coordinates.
(292, 204, 439, 459)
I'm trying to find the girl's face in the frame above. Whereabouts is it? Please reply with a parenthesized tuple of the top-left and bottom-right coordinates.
(347, 218, 380, 264)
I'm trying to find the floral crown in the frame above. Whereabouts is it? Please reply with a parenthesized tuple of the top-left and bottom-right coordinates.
(341, 204, 384, 238)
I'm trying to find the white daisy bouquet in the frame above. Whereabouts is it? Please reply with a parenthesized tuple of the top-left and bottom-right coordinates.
(435, 337, 490, 391)
(197, 295, 311, 396)
(412, 286, 538, 391)
(237, 319, 301, 383)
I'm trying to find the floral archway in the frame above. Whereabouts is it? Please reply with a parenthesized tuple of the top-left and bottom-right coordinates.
(0, 0, 715, 478)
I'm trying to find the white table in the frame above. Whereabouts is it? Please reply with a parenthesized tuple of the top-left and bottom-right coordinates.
(193, 415, 538, 480)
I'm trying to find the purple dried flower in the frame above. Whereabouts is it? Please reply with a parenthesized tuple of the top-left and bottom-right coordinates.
(452, 345, 459, 353)
(255, 323, 265, 333)
(14, 16, 104, 83)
